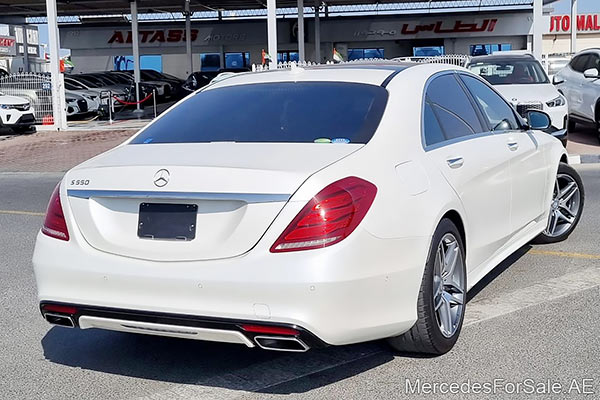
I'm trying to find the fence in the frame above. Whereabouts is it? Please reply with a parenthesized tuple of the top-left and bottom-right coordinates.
(251, 54, 471, 72)
(393, 54, 471, 67)
(0, 73, 53, 124)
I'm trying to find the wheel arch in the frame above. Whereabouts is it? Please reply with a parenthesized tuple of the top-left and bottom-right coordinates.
(440, 209, 466, 255)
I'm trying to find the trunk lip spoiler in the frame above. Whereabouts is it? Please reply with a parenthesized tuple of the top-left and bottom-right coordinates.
(67, 189, 291, 204)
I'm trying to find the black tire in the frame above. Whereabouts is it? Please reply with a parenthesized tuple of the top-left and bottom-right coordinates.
(12, 126, 33, 134)
(533, 162, 584, 244)
(567, 118, 576, 134)
(387, 218, 466, 355)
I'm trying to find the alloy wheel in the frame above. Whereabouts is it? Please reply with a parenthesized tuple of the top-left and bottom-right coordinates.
(432, 233, 465, 338)
(544, 173, 581, 238)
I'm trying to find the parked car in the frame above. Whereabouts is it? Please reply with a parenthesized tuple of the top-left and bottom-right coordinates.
(182, 68, 250, 93)
(102, 72, 157, 99)
(65, 76, 128, 113)
(34, 62, 583, 356)
(467, 53, 568, 146)
(553, 48, 600, 141)
(123, 69, 185, 99)
(543, 54, 572, 80)
(65, 90, 100, 117)
(0, 91, 36, 133)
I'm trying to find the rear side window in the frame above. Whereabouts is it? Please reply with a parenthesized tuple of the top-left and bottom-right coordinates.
(423, 74, 484, 146)
(459, 75, 520, 131)
(570, 55, 589, 73)
(583, 54, 600, 72)
(131, 82, 388, 144)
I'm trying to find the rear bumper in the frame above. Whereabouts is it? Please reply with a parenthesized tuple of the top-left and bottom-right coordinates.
(33, 228, 428, 347)
(39, 301, 327, 350)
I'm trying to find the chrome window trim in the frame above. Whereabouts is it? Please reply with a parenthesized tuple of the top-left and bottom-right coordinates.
(67, 189, 290, 204)
(421, 70, 527, 152)
(421, 70, 494, 152)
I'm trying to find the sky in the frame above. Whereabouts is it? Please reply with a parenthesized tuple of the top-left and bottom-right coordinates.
(36, 0, 600, 54)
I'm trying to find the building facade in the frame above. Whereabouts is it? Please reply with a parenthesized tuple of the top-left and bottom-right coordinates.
(61, 10, 534, 79)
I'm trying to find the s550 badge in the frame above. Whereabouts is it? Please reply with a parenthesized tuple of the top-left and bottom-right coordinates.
(70, 179, 90, 186)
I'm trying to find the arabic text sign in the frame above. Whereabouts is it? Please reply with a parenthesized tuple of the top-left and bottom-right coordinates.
(0, 35, 16, 56)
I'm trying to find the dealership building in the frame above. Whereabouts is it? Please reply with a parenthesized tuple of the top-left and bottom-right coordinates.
(61, 10, 535, 78)
(0, 0, 574, 130)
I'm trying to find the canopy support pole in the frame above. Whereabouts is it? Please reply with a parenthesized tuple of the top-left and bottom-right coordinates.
(571, 0, 578, 53)
(314, 0, 320, 63)
(45, 0, 67, 130)
(185, 0, 193, 76)
(267, 0, 278, 70)
(131, 0, 143, 115)
(298, 0, 305, 62)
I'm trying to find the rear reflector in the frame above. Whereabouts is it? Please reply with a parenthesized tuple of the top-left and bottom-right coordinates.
(271, 176, 377, 252)
(41, 184, 70, 241)
(241, 324, 299, 336)
(42, 304, 77, 314)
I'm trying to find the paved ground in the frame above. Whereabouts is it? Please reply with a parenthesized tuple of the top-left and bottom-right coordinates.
(0, 165, 599, 400)
(0, 129, 136, 172)
(0, 124, 599, 174)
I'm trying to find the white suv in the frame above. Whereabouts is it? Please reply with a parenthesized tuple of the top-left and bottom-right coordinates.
(467, 53, 568, 146)
(0, 92, 36, 133)
(554, 48, 600, 141)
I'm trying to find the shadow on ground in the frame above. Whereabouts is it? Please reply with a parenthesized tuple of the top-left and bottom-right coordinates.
(41, 247, 532, 394)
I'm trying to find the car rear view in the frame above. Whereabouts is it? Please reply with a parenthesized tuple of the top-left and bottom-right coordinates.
(33, 70, 417, 352)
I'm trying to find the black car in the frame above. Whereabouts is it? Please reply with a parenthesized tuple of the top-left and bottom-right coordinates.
(183, 68, 250, 93)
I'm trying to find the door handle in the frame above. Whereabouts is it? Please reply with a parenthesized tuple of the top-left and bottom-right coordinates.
(507, 141, 519, 151)
(446, 157, 464, 169)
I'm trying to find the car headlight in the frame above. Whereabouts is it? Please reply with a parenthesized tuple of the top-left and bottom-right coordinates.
(546, 96, 566, 107)
(1, 104, 12, 110)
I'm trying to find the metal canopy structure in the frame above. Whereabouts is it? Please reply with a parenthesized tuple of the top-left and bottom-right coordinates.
(2, 0, 557, 131)
(0, 0, 562, 17)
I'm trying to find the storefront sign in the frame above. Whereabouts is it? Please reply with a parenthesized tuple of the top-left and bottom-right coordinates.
(0, 35, 16, 56)
(549, 14, 600, 33)
(108, 29, 199, 44)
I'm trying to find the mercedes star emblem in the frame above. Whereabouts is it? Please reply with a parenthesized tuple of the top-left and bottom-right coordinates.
(153, 169, 170, 187)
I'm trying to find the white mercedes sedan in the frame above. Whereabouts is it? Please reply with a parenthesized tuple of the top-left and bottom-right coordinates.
(33, 62, 584, 355)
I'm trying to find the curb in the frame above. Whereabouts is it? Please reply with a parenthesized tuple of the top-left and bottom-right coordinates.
(567, 155, 600, 164)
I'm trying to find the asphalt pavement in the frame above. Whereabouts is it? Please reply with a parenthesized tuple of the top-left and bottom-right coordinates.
(0, 166, 599, 400)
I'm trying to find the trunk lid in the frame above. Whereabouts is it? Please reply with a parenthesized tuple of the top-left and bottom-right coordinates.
(66, 143, 361, 261)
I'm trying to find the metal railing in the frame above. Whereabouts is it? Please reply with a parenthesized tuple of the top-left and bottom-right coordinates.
(251, 54, 471, 72)
(0, 73, 53, 124)
(393, 54, 471, 67)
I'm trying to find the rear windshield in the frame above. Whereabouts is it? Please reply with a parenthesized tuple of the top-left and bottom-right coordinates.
(130, 82, 388, 144)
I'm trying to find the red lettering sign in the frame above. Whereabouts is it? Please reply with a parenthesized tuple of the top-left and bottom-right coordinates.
(401, 19, 497, 35)
(550, 14, 600, 32)
(108, 29, 199, 44)
(0, 37, 15, 47)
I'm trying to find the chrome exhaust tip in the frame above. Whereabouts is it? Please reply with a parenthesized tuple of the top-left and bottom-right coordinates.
(254, 336, 309, 352)
(44, 313, 75, 328)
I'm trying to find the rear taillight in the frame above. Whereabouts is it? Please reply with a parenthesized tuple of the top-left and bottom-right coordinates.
(271, 176, 377, 252)
(42, 304, 77, 314)
(41, 184, 70, 241)
(241, 324, 299, 336)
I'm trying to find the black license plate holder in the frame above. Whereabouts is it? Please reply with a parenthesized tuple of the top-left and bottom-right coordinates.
(138, 203, 197, 241)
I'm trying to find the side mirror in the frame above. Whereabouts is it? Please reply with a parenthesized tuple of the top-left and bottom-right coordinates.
(583, 68, 600, 79)
(526, 110, 551, 130)
(552, 75, 564, 85)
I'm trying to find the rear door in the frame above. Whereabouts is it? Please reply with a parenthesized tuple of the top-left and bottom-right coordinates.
(580, 53, 600, 121)
(422, 72, 512, 271)
(565, 54, 590, 117)
(459, 74, 547, 232)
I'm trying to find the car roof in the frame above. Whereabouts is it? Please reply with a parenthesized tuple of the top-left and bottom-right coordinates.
(469, 54, 537, 63)
(207, 61, 459, 89)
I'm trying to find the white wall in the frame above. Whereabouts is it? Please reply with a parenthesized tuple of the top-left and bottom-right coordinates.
(543, 33, 600, 54)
